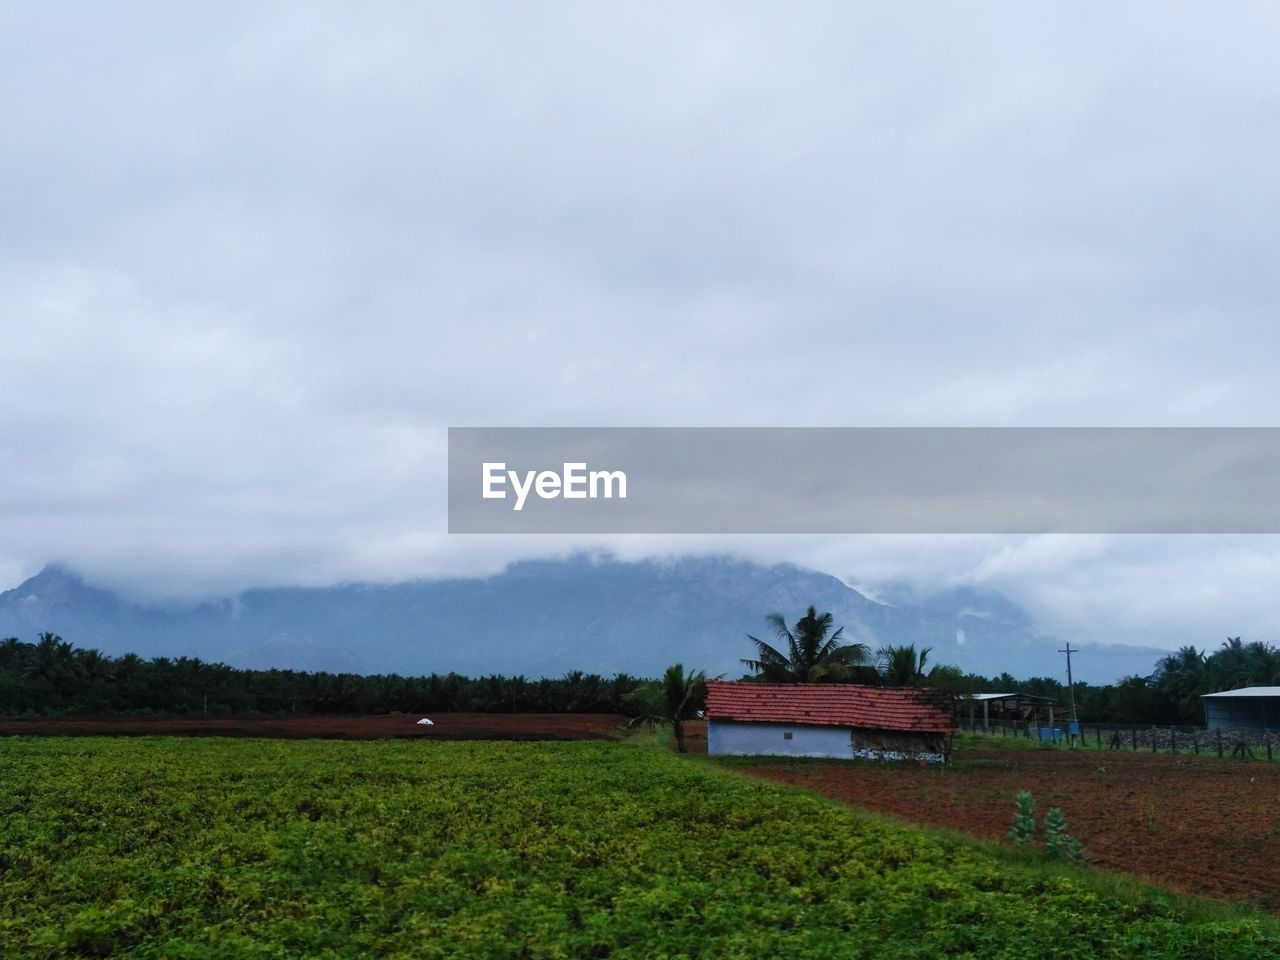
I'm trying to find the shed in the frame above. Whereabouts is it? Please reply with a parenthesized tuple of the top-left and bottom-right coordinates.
(962, 692, 1060, 731)
(1201, 687, 1280, 731)
(705, 681, 957, 763)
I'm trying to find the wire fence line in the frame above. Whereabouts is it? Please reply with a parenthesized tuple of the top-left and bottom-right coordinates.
(961, 717, 1280, 760)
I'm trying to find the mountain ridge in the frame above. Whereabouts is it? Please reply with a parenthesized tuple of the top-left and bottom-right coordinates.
(0, 556, 1165, 683)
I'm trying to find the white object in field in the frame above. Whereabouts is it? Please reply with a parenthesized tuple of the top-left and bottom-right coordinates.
(416, 718, 434, 725)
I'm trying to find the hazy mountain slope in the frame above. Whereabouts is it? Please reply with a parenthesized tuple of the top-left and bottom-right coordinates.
(0, 557, 1164, 682)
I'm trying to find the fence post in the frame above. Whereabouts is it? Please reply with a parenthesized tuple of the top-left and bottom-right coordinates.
(1095, 728, 1101, 749)
(1268, 737, 1273, 762)
(1170, 730, 1176, 755)
(1217, 728, 1223, 759)
(1193, 733, 1199, 755)
(1132, 729, 1138, 752)
(1151, 730, 1157, 753)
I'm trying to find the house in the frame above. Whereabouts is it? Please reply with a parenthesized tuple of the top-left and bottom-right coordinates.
(704, 680, 957, 763)
(1202, 687, 1280, 731)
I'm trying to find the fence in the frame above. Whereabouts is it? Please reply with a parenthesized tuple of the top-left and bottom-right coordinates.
(960, 716, 1279, 760)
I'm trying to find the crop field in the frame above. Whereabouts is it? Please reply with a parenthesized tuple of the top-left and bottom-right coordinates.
(0, 713, 621, 742)
(2, 737, 1277, 959)
(733, 732, 1280, 912)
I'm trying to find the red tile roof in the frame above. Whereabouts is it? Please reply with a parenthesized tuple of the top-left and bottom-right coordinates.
(705, 681, 957, 734)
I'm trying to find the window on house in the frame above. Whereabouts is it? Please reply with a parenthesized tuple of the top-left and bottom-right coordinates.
(783, 731, 793, 740)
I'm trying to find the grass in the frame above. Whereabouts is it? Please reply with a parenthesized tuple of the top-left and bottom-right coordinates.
(2, 736, 1277, 958)
(954, 729, 1277, 765)
(953, 731, 1058, 752)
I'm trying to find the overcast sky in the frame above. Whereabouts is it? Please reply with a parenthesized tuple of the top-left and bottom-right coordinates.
(4, 3, 1280, 650)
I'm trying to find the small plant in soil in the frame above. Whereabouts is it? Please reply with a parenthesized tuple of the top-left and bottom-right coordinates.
(1010, 790, 1085, 862)
(1045, 807, 1084, 863)
(1143, 801, 1158, 834)
(1009, 790, 1036, 846)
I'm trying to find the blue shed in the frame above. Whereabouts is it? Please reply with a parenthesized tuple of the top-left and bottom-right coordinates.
(1202, 687, 1280, 731)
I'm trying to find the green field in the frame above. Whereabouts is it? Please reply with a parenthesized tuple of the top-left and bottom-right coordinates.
(2, 738, 1276, 959)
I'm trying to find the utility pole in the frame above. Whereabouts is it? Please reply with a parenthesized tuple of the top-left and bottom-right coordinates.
(1059, 642, 1079, 734)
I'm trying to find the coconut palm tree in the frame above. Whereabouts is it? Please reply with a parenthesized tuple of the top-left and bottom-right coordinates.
(28, 632, 77, 688)
(1155, 645, 1207, 722)
(1208, 637, 1250, 691)
(1243, 640, 1280, 686)
(878, 643, 933, 687)
(742, 606, 870, 683)
(625, 663, 706, 753)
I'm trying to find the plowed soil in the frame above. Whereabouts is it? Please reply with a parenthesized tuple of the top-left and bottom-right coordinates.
(724, 732, 1280, 910)
(0, 712, 623, 741)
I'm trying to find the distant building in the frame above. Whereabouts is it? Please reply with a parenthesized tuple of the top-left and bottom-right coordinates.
(962, 692, 1060, 732)
(704, 680, 957, 763)
(1202, 687, 1280, 731)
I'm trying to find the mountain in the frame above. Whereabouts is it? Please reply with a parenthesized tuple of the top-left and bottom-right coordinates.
(0, 556, 1165, 683)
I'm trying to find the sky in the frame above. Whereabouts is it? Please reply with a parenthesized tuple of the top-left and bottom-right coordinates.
(3, 3, 1280, 651)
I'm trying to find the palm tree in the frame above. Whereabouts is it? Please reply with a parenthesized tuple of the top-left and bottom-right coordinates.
(28, 632, 75, 686)
(1208, 637, 1250, 691)
(1243, 641, 1280, 686)
(625, 663, 706, 753)
(742, 606, 870, 683)
(878, 643, 932, 687)
(0, 637, 21, 669)
(1155, 645, 1206, 722)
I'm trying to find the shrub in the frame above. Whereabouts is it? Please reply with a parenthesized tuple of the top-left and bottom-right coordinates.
(1009, 789, 1036, 846)
(1045, 806, 1085, 862)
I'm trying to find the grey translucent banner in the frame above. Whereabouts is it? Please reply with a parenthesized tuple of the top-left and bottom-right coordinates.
(448, 427, 1280, 533)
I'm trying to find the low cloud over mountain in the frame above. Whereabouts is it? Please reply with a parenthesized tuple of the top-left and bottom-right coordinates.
(0, 556, 1163, 683)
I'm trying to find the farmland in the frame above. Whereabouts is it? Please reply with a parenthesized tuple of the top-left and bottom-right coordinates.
(732, 732, 1280, 911)
(0, 712, 621, 742)
(2, 737, 1277, 958)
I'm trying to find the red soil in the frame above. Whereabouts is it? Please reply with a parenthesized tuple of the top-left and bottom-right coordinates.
(0, 712, 623, 741)
(728, 734, 1280, 910)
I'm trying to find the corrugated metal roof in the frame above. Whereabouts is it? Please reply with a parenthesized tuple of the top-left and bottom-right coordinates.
(965, 692, 1057, 703)
(705, 680, 956, 733)
(1201, 687, 1280, 699)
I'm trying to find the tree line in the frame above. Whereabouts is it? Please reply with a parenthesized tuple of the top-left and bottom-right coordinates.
(3, 624, 1274, 726)
(899, 637, 1280, 726)
(0, 634, 645, 716)
(1150, 638, 1280, 724)
(736, 607, 1278, 727)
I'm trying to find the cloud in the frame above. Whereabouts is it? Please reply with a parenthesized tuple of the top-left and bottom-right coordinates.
(2, 3, 1280, 649)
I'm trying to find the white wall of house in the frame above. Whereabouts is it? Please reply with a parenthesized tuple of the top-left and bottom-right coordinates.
(708, 719, 853, 759)
(707, 719, 947, 762)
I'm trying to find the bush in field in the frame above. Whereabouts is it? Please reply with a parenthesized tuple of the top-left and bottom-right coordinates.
(1045, 806, 1085, 863)
(1009, 789, 1037, 846)
(1010, 790, 1085, 862)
